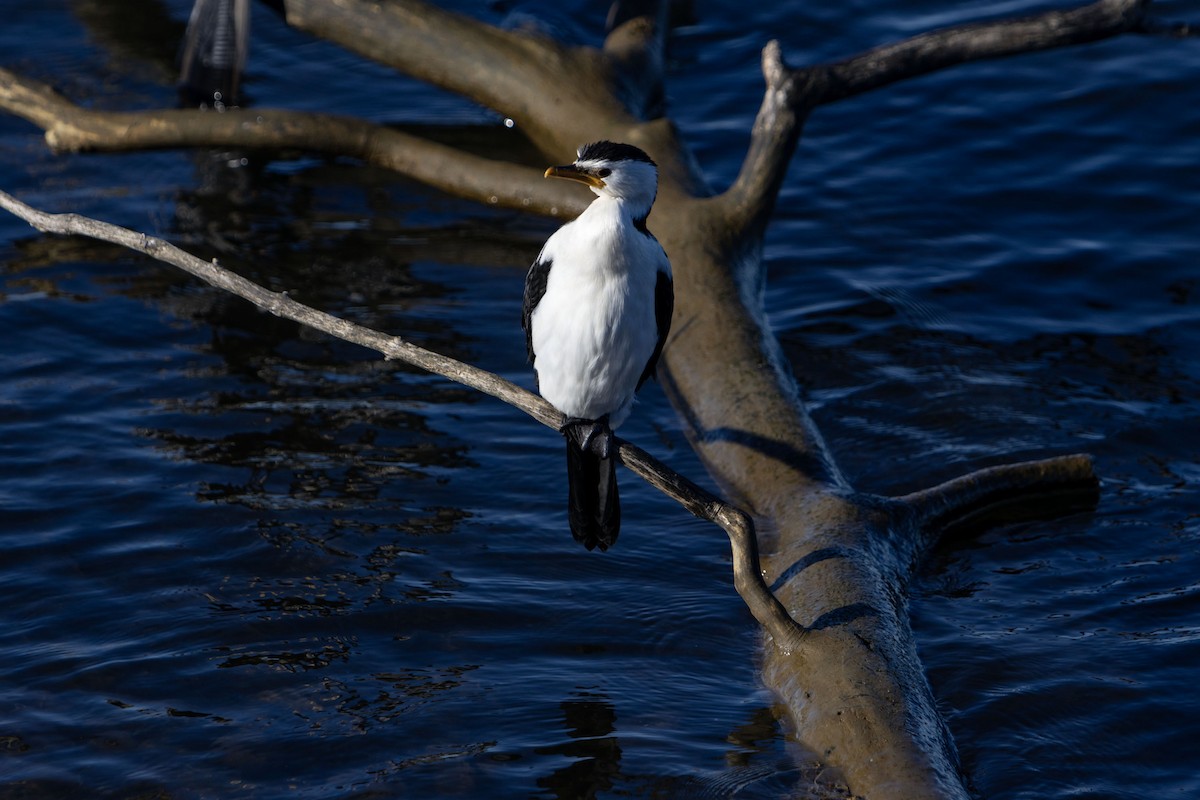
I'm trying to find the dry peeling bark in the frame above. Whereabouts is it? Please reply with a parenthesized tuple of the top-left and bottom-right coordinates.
(1, 0, 1187, 796)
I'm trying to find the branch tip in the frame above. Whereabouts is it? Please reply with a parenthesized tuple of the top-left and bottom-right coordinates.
(762, 39, 788, 86)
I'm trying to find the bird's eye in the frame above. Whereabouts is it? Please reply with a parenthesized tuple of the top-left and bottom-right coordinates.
(597, 168, 612, 178)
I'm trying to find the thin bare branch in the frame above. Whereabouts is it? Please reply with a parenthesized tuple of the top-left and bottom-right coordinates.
(0, 188, 806, 650)
(0, 68, 588, 219)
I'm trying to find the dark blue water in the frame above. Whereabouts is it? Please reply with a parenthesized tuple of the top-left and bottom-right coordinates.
(2, 1, 1198, 798)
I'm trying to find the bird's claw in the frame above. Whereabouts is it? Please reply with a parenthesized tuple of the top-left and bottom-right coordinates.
(560, 416, 613, 459)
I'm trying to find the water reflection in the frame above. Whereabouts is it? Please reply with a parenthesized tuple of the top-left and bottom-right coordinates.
(316, 664, 483, 732)
(69, 0, 186, 84)
(107, 157, 541, 533)
(536, 692, 622, 799)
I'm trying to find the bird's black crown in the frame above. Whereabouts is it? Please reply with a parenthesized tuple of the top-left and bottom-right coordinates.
(577, 141, 656, 167)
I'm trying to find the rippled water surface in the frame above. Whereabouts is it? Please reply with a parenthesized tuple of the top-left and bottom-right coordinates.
(2, 1, 1199, 798)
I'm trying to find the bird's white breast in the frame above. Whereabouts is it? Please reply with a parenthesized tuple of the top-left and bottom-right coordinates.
(530, 199, 664, 428)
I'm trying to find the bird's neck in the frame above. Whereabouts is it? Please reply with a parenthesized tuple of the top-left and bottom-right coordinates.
(585, 193, 652, 230)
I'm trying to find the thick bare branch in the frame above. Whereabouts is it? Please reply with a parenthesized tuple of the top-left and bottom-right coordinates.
(712, 40, 815, 239)
(0, 68, 587, 219)
(282, 0, 638, 152)
(0, 188, 805, 651)
(720, 0, 1152, 233)
(282, 0, 557, 106)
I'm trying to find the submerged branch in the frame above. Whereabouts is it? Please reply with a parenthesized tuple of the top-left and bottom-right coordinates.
(282, 0, 570, 118)
(896, 453, 1100, 566)
(0, 69, 587, 219)
(0, 189, 805, 650)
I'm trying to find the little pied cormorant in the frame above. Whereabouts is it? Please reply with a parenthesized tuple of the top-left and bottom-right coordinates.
(522, 141, 674, 551)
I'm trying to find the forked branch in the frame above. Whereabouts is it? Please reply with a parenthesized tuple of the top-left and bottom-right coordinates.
(0, 188, 806, 653)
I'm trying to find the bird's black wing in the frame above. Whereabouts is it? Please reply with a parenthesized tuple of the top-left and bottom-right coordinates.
(522, 254, 552, 362)
(637, 267, 674, 390)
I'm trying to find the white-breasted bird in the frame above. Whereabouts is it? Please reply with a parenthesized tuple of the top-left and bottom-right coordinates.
(522, 141, 674, 551)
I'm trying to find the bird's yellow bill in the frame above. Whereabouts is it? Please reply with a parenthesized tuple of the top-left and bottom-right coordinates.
(544, 165, 605, 189)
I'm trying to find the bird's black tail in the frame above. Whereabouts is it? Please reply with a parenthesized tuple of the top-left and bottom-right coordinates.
(565, 436, 620, 551)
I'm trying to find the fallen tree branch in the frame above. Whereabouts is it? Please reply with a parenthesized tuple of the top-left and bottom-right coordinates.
(0, 188, 807, 653)
(0, 69, 588, 219)
(3, 0, 1161, 794)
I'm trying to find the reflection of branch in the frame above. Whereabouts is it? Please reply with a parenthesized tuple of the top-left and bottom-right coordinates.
(721, 0, 1152, 233)
(0, 69, 588, 219)
(0, 188, 806, 653)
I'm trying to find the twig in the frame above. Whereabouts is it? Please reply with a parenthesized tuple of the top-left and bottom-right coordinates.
(0, 188, 807, 650)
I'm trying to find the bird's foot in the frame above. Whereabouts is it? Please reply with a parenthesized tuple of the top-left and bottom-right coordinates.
(560, 416, 613, 459)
